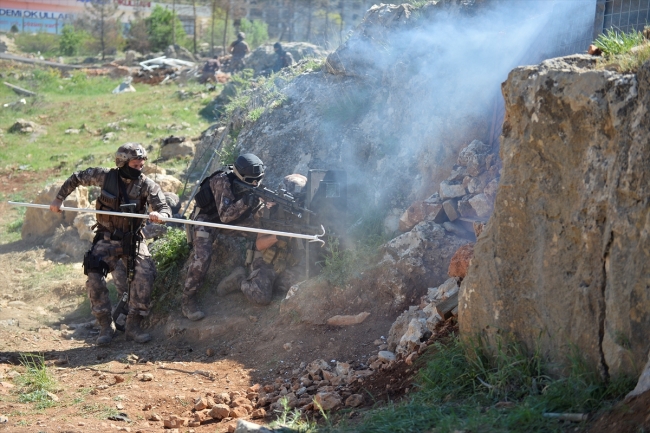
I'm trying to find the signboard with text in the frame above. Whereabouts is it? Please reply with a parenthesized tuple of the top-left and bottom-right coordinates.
(0, 8, 74, 34)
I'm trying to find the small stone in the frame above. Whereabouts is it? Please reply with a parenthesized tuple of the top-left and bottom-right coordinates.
(148, 413, 162, 421)
(326, 312, 370, 326)
(194, 396, 208, 411)
(46, 391, 59, 401)
(377, 351, 396, 363)
(206, 348, 215, 357)
(345, 394, 364, 407)
(209, 404, 230, 420)
(314, 392, 341, 411)
(440, 181, 466, 200)
(140, 373, 154, 382)
(229, 406, 249, 418)
(251, 408, 266, 419)
(283, 342, 292, 351)
(405, 352, 419, 366)
(247, 384, 260, 393)
(116, 402, 124, 410)
(114, 375, 125, 384)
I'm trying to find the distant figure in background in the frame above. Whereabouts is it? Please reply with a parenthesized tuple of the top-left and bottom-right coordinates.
(228, 32, 250, 71)
(272, 42, 295, 73)
(200, 56, 221, 84)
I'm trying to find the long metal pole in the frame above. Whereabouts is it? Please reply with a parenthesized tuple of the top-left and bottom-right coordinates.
(9, 202, 325, 245)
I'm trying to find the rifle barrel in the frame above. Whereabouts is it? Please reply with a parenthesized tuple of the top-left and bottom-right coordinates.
(8, 201, 325, 245)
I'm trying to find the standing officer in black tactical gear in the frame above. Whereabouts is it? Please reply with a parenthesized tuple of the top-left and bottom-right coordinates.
(181, 153, 264, 321)
(50, 143, 171, 346)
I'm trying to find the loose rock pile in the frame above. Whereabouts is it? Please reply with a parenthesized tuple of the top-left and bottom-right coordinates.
(399, 139, 501, 237)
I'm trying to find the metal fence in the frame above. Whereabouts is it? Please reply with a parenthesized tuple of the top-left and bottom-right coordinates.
(595, 0, 650, 36)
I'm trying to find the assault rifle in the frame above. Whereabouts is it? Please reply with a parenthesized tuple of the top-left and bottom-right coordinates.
(231, 179, 315, 219)
(112, 203, 141, 332)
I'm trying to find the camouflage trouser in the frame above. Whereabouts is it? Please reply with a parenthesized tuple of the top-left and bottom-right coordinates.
(183, 214, 216, 297)
(229, 57, 246, 71)
(184, 213, 257, 296)
(86, 237, 156, 318)
(240, 257, 303, 305)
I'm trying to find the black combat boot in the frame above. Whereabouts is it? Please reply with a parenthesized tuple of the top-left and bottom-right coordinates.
(181, 292, 205, 321)
(96, 314, 114, 346)
(216, 267, 246, 296)
(125, 314, 152, 343)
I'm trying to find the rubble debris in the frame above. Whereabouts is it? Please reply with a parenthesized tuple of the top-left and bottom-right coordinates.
(112, 77, 136, 94)
(4, 81, 36, 97)
(3, 98, 26, 108)
(8, 119, 42, 134)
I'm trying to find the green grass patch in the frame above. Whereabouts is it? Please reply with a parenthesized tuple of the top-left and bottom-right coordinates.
(333, 335, 635, 433)
(0, 66, 210, 182)
(594, 28, 645, 57)
(15, 353, 59, 410)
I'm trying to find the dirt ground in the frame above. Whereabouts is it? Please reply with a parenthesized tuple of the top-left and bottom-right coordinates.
(0, 168, 411, 432)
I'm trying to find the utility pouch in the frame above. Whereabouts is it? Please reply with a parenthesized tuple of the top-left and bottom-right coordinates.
(262, 247, 277, 265)
(83, 251, 109, 277)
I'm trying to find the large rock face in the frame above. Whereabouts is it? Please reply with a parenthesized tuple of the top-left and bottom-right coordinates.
(460, 55, 650, 377)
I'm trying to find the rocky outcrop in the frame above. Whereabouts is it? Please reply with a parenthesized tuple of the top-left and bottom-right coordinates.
(460, 55, 650, 377)
(22, 184, 89, 240)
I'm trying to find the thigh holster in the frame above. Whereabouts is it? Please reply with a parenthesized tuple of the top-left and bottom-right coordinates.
(83, 251, 109, 277)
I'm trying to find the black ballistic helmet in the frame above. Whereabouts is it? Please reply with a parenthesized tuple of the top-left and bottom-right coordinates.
(233, 153, 265, 185)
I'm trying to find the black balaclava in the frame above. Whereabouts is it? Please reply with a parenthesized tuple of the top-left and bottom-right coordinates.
(119, 164, 142, 180)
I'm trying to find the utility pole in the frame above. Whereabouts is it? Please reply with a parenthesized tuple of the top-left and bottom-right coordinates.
(192, 0, 197, 54)
(172, 0, 176, 45)
(222, 0, 230, 57)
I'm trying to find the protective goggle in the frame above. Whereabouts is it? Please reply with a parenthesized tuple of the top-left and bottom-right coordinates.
(242, 173, 264, 185)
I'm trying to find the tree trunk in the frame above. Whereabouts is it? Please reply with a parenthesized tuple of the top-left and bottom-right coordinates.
(211, 0, 217, 57)
(324, 0, 329, 49)
(192, 0, 197, 54)
(222, 1, 230, 56)
(306, 0, 312, 42)
(172, 0, 176, 46)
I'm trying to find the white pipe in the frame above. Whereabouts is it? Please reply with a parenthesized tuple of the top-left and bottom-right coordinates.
(8, 202, 325, 245)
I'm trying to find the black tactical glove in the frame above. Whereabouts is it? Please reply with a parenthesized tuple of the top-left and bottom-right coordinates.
(245, 194, 260, 209)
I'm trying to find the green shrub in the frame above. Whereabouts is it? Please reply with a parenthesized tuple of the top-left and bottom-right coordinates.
(14, 32, 60, 56)
(59, 25, 83, 56)
(145, 5, 187, 52)
(239, 18, 269, 49)
(150, 227, 190, 313)
(16, 353, 58, 410)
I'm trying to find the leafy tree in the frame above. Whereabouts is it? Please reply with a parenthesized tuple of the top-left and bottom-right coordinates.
(59, 25, 83, 56)
(239, 18, 268, 49)
(144, 5, 187, 52)
(75, 0, 124, 60)
(125, 13, 151, 53)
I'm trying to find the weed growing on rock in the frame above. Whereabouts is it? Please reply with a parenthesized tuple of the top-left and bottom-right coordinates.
(15, 353, 58, 410)
(595, 28, 645, 57)
(271, 397, 320, 432)
(336, 336, 634, 433)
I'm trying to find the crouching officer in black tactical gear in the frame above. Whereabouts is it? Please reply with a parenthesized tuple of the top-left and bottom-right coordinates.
(50, 143, 171, 346)
(182, 153, 264, 321)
